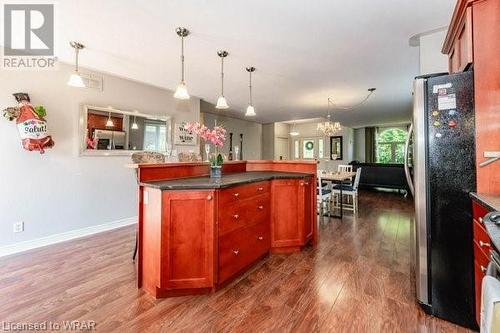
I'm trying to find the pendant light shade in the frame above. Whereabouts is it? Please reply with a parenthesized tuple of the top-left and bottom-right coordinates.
(216, 96, 229, 109)
(67, 73, 85, 88)
(67, 41, 86, 88)
(289, 122, 299, 136)
(245, 66, 256, 116)
(131, 116, 139, 130)
(216, 50, 229, 109)
(106, 112, 114, 127)
(174, 27, 190, 99)
(174, 82, 190, 99)
(245, 105, 256, 117)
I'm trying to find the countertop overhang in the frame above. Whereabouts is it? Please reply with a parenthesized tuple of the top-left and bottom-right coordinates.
(470, 192, 500, 250)
(141, 171, 312, 190)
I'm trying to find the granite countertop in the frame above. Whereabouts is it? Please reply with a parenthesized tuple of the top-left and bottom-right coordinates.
(141, 171, 312, 190)
(470, 192, 500, 250)
(470, 192, 500, 212)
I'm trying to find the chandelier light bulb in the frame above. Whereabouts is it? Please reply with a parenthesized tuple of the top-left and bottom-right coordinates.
(216, 96, 229, 109)
(174, 82, 190, 99)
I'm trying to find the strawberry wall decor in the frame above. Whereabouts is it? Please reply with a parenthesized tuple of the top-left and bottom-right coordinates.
(2, 93, 55, 154)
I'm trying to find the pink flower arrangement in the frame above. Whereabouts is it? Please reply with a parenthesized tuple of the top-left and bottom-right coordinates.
(184, 122, 226, 148)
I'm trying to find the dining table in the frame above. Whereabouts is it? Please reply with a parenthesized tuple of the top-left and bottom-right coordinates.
(320, 171, 357, 219)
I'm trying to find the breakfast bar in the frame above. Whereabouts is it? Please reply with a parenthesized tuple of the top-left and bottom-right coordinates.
(133, 160, 317, 298)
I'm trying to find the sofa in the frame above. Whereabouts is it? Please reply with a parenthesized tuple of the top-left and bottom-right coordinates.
(350, 162, 410, 192)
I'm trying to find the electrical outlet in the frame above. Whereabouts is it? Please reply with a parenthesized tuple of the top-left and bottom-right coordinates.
(13, 221, 24, 233)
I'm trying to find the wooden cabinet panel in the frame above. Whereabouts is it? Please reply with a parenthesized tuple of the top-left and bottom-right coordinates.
(218, 222, 270, 283)
(219, 181, 270, 205)
(271, 179, 302, 247)
(161, 191, 215, 289)
(444, 3, 473, 73)
(474, 259, 486, 325)
(472, 0, 500, 193)
(218, 194, 270, 236)
(302, 178, 313, 241)
(471, 199, 493, 325)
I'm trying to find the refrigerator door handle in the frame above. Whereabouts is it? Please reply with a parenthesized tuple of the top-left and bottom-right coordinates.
(404, 123, 414, 196)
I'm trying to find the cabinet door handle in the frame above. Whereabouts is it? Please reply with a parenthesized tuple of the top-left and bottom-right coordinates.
(257, 236, 264, 241)
(479, 240, 491, 248)
(479, 217, 483, 224)
(258, 187, 264, 191)
(258, 205, 264, 210)
(207, 195, 213, 201)
(481, 265, 487, 273)
(233, 193, 239, 197)
(232, 250, 239, 255)
(233, 214, 239, 219)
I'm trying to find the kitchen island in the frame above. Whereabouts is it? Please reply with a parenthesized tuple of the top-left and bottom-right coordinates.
(133, 160, 317, 298)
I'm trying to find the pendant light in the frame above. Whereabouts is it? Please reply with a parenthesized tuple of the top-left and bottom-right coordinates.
(67, 41, 86, 88)
(173, 27, 190, 99)
(106, 112, 114, 127)
(245, 67, 256, 116)
(131, 116, 139, 130)
(289, 122, 299, 136)
(216, 50, 229, 109)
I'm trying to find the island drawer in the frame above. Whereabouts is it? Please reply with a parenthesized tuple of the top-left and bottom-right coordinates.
(218, 222, 270, 283)
(472, 200, 490, 221)
(219, 181, 270, 205)
(218, 194, 270, 235)
(473, 218, 492, 253)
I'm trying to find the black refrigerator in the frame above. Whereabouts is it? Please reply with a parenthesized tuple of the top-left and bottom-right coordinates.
(404, 71, 477, 329)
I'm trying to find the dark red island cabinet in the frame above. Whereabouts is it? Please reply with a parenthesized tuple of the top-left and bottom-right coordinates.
(139, 173, 316, 298)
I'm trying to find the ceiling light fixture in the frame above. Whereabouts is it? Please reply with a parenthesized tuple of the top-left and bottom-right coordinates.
(131, 116, 139, 130)
(216, 50, 229, 109)
(289, 122, 300, 136)
(317, 99, 342, 136)
(106, 112, 114, 127)
(173, 27, 190, 99)
(67, 41, 86, 88)
(245, 66, 256, 116)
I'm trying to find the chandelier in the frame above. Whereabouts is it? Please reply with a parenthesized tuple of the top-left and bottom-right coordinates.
(317, 88, 376, 136)
(317, 115, 342, 136)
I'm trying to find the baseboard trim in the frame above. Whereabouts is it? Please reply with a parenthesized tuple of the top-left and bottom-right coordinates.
(0, 217, 137, 258)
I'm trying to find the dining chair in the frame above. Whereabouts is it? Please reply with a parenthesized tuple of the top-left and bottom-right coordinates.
(331, 167, 362, 214)
(316, 172, 332, 216)
(337, 165, 353, 173)
(131, 152, 165, 261)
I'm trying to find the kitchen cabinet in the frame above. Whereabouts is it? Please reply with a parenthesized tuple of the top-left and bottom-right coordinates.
(471, 199, 493, 325)
(271, 177, 314, 252)
(443, 0, 500, 193)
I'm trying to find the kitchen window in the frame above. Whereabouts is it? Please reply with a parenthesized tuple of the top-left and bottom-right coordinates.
(144, 122, 167, 152)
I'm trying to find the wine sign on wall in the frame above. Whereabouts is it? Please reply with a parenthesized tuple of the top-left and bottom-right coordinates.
(174, 122, 198, 145)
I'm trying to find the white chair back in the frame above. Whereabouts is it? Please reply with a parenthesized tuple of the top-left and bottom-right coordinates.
(338, 165, 353, 173)
(353, 167, 362, 190)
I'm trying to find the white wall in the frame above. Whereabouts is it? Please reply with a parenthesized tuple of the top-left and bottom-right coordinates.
(419, 29, 449, 75)
(0, 63, 200, 246)
(287, 121, 354, 171)
(201, 108, 262, 160)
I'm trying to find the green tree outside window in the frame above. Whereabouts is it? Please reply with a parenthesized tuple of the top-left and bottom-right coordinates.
(376, 128, 408, 164)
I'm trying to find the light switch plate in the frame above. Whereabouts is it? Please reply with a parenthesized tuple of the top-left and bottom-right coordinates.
(13, 221, 24, 233)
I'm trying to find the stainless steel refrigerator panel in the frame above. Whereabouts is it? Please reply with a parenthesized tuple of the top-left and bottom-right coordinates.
(413, 78, 429, 306)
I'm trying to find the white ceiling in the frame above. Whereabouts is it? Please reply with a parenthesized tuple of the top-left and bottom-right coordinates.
(4, 0, 455, 126)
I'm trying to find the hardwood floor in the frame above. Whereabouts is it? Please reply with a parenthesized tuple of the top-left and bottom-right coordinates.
(0, 191, 475, 332)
